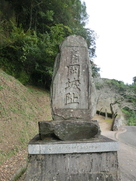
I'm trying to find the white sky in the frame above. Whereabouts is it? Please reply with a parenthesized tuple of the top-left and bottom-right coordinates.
(84, 0, 136, 84)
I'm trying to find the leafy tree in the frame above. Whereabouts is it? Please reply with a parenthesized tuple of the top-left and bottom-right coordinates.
(0, 23, 72, 87)
(5, 0, 88, 33)
(1, 0, 97, 88)
(90, 61, 100, 77)
(133, 76, 136, 83)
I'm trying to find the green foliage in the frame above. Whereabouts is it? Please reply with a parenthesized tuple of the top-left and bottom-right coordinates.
(95, 78, 136, 125)
(17, 71, 30, 85)
(123, 94, 136, 103)
(130, 82, 136, 93)
(95, 82, 103, 90)
(91, 61, 100, 77)
(122, 108, 136, 126)
(104, 79, 128, 93)
(0, 85, 4, 90)
(0, 22, 73, 87)
(5, 0, 88, 33)
(0, 24, 38, 85)
(133, 76, 136, 83)
(0, 0, 97, 88)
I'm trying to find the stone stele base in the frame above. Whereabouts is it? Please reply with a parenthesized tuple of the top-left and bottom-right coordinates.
(26, 135, 121, 181)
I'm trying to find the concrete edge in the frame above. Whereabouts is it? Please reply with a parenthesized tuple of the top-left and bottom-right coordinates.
(115, 126, 127, 140)
(28, 137, 119, 154)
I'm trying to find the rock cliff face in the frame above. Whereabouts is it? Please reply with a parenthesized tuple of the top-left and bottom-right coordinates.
(95, 78, 122, 117)
(94, 77, 135, 121)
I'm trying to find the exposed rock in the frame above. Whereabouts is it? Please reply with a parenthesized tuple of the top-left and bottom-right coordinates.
(39, 120, 101, 141)
(94, 78, 125, 118)
(94, 77, 136, 120)
(111, 116, 123, 131)
(38, 35, 100, 141)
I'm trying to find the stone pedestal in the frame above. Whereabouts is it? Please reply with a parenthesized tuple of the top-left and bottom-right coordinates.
(26, 135, 121, 181)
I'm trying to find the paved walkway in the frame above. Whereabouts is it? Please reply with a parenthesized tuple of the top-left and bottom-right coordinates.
(118, 126, 136, 147)
(102, 127, 136, 181)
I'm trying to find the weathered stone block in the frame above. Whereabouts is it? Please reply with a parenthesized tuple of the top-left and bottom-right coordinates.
(111, 116, 123, 131)
(39, 120, 101, 141)
(26, 135, 121, 181)
(51, 35, 97, 121)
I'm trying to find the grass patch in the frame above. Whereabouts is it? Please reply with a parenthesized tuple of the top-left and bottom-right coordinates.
(122, 108, 136, 126)
(0, 85, 3, 90)
(0, 149, 19, 165)
(105, 118, 112, 123)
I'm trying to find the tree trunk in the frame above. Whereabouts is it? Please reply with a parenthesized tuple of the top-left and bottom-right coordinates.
(110, 102, 118, 131)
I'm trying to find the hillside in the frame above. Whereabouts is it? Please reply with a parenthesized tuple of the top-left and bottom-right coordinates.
(94, 77, 136, 126)
(0, 69, 52, 165)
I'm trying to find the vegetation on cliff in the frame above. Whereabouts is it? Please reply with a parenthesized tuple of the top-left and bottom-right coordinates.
(95, 78, 136, 126)
(0, 0, 98, 89)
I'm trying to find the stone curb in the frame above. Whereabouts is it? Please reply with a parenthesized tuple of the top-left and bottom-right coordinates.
(115, 126, 127, 140)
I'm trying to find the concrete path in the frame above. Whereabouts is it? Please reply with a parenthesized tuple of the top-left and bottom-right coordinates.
(102, 127, 136, 181)
(118, 126, 136, 147)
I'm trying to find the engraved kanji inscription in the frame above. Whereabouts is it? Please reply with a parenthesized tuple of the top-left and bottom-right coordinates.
(51, 36, 91, 113)
(71, 47, 79, 64)
(68, 65, 80, 80)
(65, 47, 81, 105)
(65, 79, 80, 91)
(65, 92, 79, 105)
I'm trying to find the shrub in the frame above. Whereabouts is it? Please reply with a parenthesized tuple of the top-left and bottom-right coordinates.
(122, 107, 136, 126)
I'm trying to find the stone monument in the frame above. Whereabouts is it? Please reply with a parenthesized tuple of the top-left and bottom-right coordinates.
(51, 35, 97, 121)
(26, 35, 121, 181)
(38, 35, 100, 141)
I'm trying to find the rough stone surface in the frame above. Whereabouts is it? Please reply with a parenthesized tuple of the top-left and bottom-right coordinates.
(111, 116, 123, 131)
(26, 151, 121, 181)
(94, 78, 125, 119)
(39, 120, 101, 141)
(94, 77, 136, 121)
(51, 35, 97, 121)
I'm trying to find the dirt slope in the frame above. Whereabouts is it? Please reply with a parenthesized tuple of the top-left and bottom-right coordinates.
(0, 69, 52, 165)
